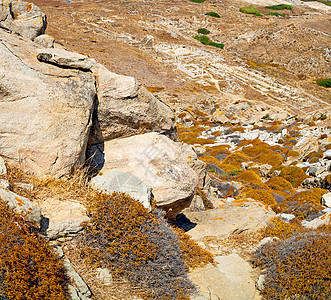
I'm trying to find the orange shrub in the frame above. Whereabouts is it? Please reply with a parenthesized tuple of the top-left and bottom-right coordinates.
(240, 188, 276, 206)
(279, 166, 307, 188)
(252, 231, 331, 300)
(76, 192, 195, 299)
(0, 199, 69, 300)
(236, 170, 269, 190)
(223, 151, 250, 168)
(266, 176, 295, 195)
(282, 188, 328, 219)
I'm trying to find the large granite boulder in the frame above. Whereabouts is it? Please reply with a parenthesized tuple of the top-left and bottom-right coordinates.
(0, 0, 46, 40)
(90, 132, 199, 218)
(89, 63, 175, 143)
(0, 28, 96, 176)
(36, 49, 176, 143)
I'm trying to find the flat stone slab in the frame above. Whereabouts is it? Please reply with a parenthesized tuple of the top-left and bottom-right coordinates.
(39, 198, 90, 239)
(185, 198, 275, 240)
(189, 254, 261, 300)
(37, 48, 95, 70)
(91, 169, 152, 211)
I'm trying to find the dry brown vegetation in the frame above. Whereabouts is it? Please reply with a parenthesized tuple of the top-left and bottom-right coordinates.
(4, 166, 215, 299)
(0, 200, 69, 300)
(252, 231, 331, 300)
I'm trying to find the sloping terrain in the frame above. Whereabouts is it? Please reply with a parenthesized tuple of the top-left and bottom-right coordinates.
(32, 0, 330, 116)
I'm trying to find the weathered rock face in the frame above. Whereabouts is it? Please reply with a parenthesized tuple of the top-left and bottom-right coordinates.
(89, 63, 176, 143)
(0, 188, 41, 226)
(39, 198, 90, 239)
(189, 254, 261, 300)
(90, 132, 198, 218)
(37, 48, 94, 70)
(0, 29, 96, 176)
(90, 169, 152, 211)
(0, 0, 46, 40)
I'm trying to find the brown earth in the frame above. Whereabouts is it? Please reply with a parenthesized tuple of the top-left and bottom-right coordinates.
(31, 0, 330, 117)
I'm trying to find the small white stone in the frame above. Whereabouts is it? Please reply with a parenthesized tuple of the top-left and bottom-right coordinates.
(97, 268, 113, 286)
(325, 150, 331, 159)
(256, 275, 265, 291)
(0, 156, 6, 175)
(322, 193, 331, 208)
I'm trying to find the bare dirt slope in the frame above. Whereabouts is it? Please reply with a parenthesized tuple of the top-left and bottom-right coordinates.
(31, 0, 330, 114)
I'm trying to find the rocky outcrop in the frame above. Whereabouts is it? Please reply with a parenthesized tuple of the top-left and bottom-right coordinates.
(0, 0, 46, 40)
(36, 49, 176, 143)
(0, 27, 176, 177)
(89, 63, 175, 143)
(0, 29, 95, 176)
(89, 132, 199, 218)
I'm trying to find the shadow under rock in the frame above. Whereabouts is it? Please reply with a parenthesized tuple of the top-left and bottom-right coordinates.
(169, 213, 197, 232)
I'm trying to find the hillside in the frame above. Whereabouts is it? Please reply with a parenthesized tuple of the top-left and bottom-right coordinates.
(0, 0, 330, 299)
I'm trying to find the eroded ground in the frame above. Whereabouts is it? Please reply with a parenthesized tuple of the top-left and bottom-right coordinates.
(32, 0, 330, 116)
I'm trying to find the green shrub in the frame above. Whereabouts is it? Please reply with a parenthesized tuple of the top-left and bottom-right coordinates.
(279, 166, 306, 188)
(0, 199, 69, 300)
(317, 78, 331, 88)
(209, 41, 224, 48)
(197, 28, 210, 34)
(189, 0, 207, 3)
(205, 12, 220, 18)
(193, 35, 224, 49)
(239, 6, 263, 16)
(319, 0, 331, 6)
(252, 231, 331, 299)
(76, 192, 195, 299)
(267, 12, 285, 16)
(265, 4, 292, 10)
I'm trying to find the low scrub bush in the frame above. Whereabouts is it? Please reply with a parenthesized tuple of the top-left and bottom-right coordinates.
(265, 4, 292, 10)
(205, 12, 220, 18)
(266, 176, 295, 196)
(267, 12, 285, 16)
(239, 6, 263, 16)
(189, 0, 207, 3)
(172, 226, 214, 269)
(281, 188, 327, 219)
(317, 78, 331, 88)
(197, 28, 210, 34)
(193, 35, 224, 49)
(240, 188, 276, 206)
(75, 192, 196, 299)
(279, 166, 306, 187)
(222, 151, 250, 168)
(236, 170, 269, 190)
(0, 199, 69, 300)
(252, 231, 331, 300)
(263, 217, 304, 240)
